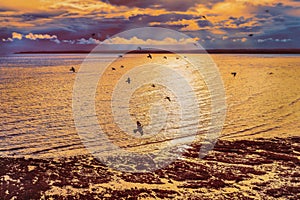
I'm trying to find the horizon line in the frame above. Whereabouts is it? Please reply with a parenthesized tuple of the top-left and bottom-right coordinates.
(14, 48, 300, 54)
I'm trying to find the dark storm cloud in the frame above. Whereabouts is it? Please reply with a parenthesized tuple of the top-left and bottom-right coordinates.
(104, 0, 223, 11)
(263, 26, 300, 39)
(0, 8, 12, 12)
(128, 13, 196, 24)
(51, 17, 128, 40)
(197, 19, 213, 27)
(20, 12, 65, 20)
(0, 27, 12, 39)
(106, 0, 197, 11)
(228, 16, 253, 27)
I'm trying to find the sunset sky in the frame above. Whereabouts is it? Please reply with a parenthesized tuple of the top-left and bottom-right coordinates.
(0, 0, 299, 54)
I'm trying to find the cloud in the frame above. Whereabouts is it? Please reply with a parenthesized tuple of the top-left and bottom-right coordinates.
(52, 38, 61, 44)
(0, 0, 299, 51)
(25, 33, 57, 40)
(0, 0, 46, 12)
(105, 36, 198, 45)
(233, 38, 248, 42)
(62, 39, 75, 44)
(166, 19, 202, 31)
(222, 35, 229, 40)
(77, 38, 101, 44)
(12, 32, 22, 40)
(257, 38, 292, 43)
(107, 0, 202, 11)
(2, 38, 13, 42)
(2, 32, 60, 43)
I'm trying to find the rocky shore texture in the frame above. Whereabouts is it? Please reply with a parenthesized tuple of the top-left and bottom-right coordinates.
(1, 137, 299, 199)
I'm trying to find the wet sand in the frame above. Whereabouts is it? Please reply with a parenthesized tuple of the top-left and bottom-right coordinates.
(1, 137, 299, 199)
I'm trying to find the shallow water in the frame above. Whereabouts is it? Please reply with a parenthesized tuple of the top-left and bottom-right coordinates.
(0, 53, 299, 158)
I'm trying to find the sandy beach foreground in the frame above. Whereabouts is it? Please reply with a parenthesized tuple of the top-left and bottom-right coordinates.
(1, 137, 299, 199)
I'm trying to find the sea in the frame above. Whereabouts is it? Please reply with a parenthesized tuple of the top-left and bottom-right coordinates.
(0, 53, 299, 158)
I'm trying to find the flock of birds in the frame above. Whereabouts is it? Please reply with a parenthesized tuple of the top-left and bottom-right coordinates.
(113, 53, 176, 136)
(69, 43, 274, 136)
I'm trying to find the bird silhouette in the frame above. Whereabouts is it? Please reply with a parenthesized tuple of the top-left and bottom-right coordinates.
(152, 84, 155, 87)
(248, 34, 254, 37)
(163, 56, 167, 59)
(265, 9, 269, 13)
(147, 54, 152, 59)
(202, 15, 207, 20)
(112, 67, 116, 70)
(165, 96, 171, 102)
(70, 67, 76, 73)
(133, 121, 144, 136)
(91, 33, 96, 37)
(120, 65, 124, 68)
(231, 72, 237, 77)
(126, 77, 130, 84)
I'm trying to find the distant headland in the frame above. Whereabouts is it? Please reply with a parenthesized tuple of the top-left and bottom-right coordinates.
(14, 49, 300, 54)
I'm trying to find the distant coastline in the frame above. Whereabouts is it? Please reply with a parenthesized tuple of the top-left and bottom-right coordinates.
(14, 49, 300, 54)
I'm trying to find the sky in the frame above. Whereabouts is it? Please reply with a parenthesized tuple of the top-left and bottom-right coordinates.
(0, 0, 299, 54)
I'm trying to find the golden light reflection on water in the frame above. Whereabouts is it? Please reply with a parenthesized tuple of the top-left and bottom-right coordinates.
(0, 54, 299, 158)
(95, 53, 211, 155)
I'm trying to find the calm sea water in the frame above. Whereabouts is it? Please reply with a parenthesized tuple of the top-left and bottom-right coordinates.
(0, 54, 299, 158)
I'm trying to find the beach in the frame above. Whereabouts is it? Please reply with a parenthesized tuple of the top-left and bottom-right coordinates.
(0, 53, 299, 199)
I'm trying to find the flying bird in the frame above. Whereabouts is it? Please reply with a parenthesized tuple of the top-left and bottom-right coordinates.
(91, 33, 96, 37)
(265, 9, 269, 13)
(112, 67, 116, 70)
(202, 16, 207, 20)
(231, 72, 237, 77)
(248, 34, 254, 37)
(147, 54, 152, 59)
(120, 65, 124, 68)
(126, 77, 131, 84)
(165, 96, 171, 102)
(152, 84, 156, 87)
(133, 121, 144, 136)
(137, 121, 142, 127)
(70, 67, 76, 73)
(163, 56, 167, 59)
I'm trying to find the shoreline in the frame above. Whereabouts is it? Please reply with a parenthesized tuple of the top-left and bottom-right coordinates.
(1, 136, 299, 199)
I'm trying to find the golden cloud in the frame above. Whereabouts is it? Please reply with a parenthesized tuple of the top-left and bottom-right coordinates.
(105, 36, 198, 45)
(25, 33, 57, 40)
(233, 37, 248, 42)
(12, 32, 23, 40)
(2, 32, 59, 43)
(0, 0, 46, 11)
